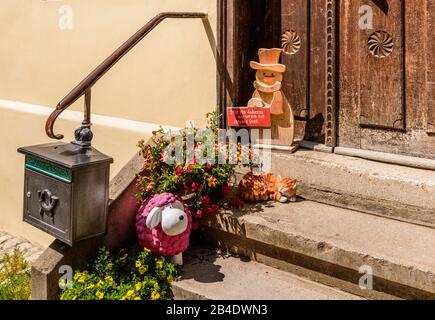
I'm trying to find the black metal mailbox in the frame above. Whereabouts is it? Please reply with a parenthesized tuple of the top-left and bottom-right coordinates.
(18, 142, 113, 246)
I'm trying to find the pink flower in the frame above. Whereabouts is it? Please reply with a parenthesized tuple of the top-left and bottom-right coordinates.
(187, 164, 194, 173)
(191, 182, 200, 192)
(195, 210, 204, 219)
(209, 204, 219, 214)
(160, 151, 169, 163)
(206, 162, 212, 170)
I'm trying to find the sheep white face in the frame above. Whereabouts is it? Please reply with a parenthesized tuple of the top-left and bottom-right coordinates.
(146, 201, 188, 236)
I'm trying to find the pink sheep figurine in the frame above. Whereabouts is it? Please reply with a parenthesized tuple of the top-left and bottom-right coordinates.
(136, 193, 192, 265)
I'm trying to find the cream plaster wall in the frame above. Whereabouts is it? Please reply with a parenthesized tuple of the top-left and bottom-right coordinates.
(0, 0, 217, 247)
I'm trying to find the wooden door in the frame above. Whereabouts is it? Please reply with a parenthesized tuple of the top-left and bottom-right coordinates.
(280, 0, 329, 142)
(220, 0, 330, 144)
(338, 0, 435, 158)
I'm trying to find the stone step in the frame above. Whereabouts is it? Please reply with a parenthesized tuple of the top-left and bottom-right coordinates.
(172, 246, 364, 300)
(269, 149, 435, 227)
(197, 200, 435, 300)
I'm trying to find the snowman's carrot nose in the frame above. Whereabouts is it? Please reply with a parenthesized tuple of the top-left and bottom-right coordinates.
(263, 75, 276, 84)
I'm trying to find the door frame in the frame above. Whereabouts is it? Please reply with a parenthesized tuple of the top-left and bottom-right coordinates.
(217, 0, 339, 147)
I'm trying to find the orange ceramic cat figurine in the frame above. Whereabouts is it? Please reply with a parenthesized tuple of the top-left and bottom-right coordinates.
(238, 172, 298, 203)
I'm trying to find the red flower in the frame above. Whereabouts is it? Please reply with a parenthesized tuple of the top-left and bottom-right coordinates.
(206, 204, 219, 214)
(176, 166, 185, 176)
(191, 182, 200, 192)
(222, 183, 231, 197)
(229, 198, 244, 209)
(192, 221, 200, 231)
(195, 210, 204, 219)
(206, 162, 212, 170)
(145, 182, 155, 192)
(187, 164, 194, 173)
(201, 196, 211, 206)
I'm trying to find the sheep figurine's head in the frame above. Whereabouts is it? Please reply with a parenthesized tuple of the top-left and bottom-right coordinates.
(136, 193, 192, 258)
(146, 200, 188, 236)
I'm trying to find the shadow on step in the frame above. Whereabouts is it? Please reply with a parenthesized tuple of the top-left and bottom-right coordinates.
(195, 228, 435, 300)
(180, 244, 250, 284)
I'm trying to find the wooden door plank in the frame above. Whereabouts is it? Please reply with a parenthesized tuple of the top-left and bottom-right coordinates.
(359, 0, 405, 130)
(281, 0, 309, 118)
(338, 0, 362, 148)
(305, 0, 327, 142)
(427, 0, 435, 132)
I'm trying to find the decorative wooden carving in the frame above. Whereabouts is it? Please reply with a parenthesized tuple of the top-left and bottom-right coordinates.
(427, 0, 435, 133)
(281, 30, 301, 55)
(368, 31, 394, 58)
(248, 48, 296, 147)
(359, 0, 405, 130)
(325, 0, 336, 147)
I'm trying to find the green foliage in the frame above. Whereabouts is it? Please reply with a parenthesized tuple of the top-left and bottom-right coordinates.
(136, 112, 255, 226)
(60, 246, 178, 300)
(0, 248, 31, 300)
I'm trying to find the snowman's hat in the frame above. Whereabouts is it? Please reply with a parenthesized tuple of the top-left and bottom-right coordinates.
(250, 48, 286, 73)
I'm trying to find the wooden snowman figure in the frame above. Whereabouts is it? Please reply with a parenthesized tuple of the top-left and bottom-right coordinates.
(248, 48, 297, 150)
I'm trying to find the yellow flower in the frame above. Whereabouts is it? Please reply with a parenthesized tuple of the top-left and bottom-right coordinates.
(105, 276, 113, 283)
(135, 282, 142, 291)
(73, 273, 81, 281)
(86, 284, 95, 290)
(96, 291, 104, 300)
(78, 275, 86, 283)
(97, 280, 105, 287)
(167, 275, 174, 283)
(135, 260, 142, 268)
(107, 263, 113, 270)
(150, 290, 160, 300)
(143, 248, 151, 253)
(138, 265, 148, 275)
(134, 297, 141, 300)
(127, 290, 135, 297)
(156, 260, 164, 270)
(154, 282, 160, 291)
(207, 176, 218, 187)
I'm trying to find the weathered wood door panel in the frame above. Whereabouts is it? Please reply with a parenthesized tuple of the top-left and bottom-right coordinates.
(359, 0, 405, 130)
(428, 0, 435, 133)
(280, 0, 328, 141)
(281, 0, 309, 118)
(338, 0, 435, 158)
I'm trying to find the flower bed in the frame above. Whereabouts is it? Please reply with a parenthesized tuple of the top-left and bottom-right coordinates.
(61, 112, 257, 300)
(136, 112, 253, 229)
(60, 246, 177, 300)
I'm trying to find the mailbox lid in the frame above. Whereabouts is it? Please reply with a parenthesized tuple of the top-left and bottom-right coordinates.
(18, 142, 113, 170)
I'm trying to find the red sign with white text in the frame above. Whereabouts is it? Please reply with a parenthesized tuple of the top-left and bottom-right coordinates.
(227, 107, 271, 127)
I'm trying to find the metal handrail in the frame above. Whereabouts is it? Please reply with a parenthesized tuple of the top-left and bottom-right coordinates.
(45, 12, 207, 144)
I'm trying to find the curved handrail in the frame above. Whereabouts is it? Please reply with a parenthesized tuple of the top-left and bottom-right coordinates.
(46, 12, 207, 141)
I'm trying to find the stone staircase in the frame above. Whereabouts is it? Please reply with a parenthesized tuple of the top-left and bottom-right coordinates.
(173, 149, 435, 300)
